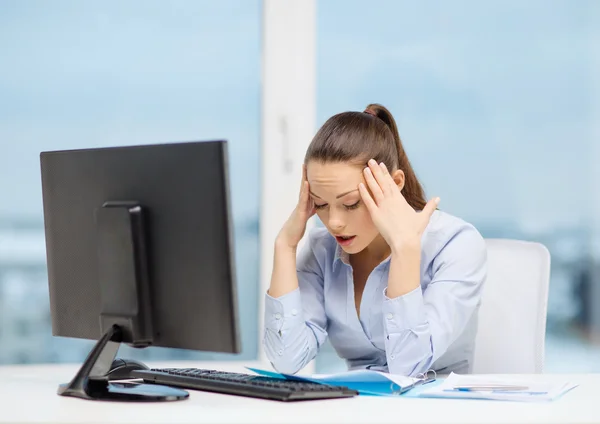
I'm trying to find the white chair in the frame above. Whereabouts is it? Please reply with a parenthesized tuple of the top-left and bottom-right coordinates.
(472, 238, 551, 374)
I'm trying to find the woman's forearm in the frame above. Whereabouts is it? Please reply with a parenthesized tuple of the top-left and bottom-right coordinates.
(264, 237, 323, 374)
(386, 242, 422, 298)
(268, 238, 300, 298)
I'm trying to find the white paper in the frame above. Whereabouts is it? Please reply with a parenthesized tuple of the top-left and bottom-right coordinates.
(419, 373, 578, 402)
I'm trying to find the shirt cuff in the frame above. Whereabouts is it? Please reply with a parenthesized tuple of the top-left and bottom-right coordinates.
(382, 286, 426, 333)
(264, 288, 305, 332)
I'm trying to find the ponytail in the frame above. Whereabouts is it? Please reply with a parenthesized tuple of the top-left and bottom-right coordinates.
(364, 104, 427, 210)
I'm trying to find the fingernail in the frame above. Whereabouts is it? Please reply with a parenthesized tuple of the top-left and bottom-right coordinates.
(369, 159, 376, 165)
(435, 197, 440, 204)
(379, 162, 386, 169)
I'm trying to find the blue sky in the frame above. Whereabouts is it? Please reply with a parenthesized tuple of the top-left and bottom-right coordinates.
(317, 0, 596, 235)
(0, 0, 261, 223)
(0, 0, 597, 236)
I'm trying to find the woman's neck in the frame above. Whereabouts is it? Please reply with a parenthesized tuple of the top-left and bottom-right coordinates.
(351, 234, 391, 268)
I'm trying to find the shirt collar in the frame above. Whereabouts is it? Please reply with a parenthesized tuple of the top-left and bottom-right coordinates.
(332, 240, 394, 271)
(332, 242, 351, 270)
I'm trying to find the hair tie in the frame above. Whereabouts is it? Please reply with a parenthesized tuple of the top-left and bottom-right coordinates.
(364, 108, 377, 117)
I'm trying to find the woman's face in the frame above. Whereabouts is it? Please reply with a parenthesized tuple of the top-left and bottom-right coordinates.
(306, 161, 380, 254)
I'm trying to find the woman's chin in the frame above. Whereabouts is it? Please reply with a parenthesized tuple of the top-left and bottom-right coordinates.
(339, 239, 364, 254)
(337, 233, 380, 255)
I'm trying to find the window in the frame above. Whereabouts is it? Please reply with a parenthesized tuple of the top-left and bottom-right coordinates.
(315, 0, 599, 373)
(0, 1, 261, 363)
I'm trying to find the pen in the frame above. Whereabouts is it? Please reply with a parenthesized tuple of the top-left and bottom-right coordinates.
(452, 385, 530, 392)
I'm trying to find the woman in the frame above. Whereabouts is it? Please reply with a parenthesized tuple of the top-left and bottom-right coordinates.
(263, 103, 487, 377)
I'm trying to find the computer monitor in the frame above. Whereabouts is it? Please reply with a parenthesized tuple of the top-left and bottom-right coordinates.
(39, 140, 240, 402)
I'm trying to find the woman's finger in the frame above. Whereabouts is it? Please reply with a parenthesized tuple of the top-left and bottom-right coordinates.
(306, 185, 316, 216)
(358, 182, 377, 215)
(378, 161, 399, 194)
(300, 164, 307, 199)
(421, 196, 439, 219)
(367, 159, 390, 196)
(300, 181, 309, 206)
(363, 166, 384, 204)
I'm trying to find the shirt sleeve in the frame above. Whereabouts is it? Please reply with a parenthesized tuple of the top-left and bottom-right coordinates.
(262, 236, 328, 374)
(382, 224, 487, 376)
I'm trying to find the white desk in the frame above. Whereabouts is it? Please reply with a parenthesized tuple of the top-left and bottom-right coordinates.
(1, 361, 598, 424)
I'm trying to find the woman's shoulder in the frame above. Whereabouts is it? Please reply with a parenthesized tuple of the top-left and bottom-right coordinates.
(422, 210, 487, 265)
(295, 225, 338, 270)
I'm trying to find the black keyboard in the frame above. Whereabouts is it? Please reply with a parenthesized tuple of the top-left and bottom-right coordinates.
(131, 368, 358, 402)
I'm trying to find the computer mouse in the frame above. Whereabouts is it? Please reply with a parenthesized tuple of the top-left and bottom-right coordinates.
(106, 358, 150, 380)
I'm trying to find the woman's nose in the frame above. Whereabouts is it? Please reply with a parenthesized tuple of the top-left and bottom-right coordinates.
(328, 213, 345, 231)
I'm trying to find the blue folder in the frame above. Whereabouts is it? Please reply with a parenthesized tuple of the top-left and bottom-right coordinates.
(246, 367, 438, 396)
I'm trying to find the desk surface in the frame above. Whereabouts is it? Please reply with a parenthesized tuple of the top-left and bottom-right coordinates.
(1, 361, 598, 424)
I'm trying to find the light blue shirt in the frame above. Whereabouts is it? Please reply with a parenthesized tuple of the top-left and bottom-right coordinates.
(263, 210, 488, 377)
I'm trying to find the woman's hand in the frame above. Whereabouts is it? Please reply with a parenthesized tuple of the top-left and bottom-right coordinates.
(358, 159, 439, 252)
(277, 164, 316, 249)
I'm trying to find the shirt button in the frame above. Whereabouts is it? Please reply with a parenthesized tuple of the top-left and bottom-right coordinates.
(278, 350, 283, 356)
(291, 309, 298, 316)
(386, 313, 394, 320)
(274, 313, 282, 320)
(390, 354, 395, 360)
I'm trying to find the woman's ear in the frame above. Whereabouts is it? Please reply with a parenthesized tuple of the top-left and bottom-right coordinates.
(392, 169, 405, 192)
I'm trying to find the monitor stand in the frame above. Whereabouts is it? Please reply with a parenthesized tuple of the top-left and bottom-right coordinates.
(57, 324, 189, 402)
(57, 202, 188, 401)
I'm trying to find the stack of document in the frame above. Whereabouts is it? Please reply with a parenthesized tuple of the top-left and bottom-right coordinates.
(247, 367, 435, 396)
(419, 372, 578, 402)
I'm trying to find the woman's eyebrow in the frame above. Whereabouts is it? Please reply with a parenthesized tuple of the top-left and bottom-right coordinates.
(309, 189, 358, 199)
(335, 189, 358, 199)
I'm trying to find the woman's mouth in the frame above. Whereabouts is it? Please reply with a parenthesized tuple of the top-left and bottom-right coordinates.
(335, 235, 356, 246)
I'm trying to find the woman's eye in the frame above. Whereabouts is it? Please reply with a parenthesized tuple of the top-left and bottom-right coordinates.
(314, 203, 328, 210)
(344, 201, 360, 210)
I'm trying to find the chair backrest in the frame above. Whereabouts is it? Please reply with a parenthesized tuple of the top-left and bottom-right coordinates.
(472, 238, 551, 374)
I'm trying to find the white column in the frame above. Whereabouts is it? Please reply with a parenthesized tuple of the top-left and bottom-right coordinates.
(259, 0, 316, 369)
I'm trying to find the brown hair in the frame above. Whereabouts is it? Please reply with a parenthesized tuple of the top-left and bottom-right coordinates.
(304, 103, 427, 210)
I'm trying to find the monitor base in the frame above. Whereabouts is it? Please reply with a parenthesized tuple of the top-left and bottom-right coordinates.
(57, 324, 188, 402)
(58, 380, 189, 402)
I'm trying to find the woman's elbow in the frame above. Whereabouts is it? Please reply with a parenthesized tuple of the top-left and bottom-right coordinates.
(263, 342, 314, 375)
(269, 358, 303, 375)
